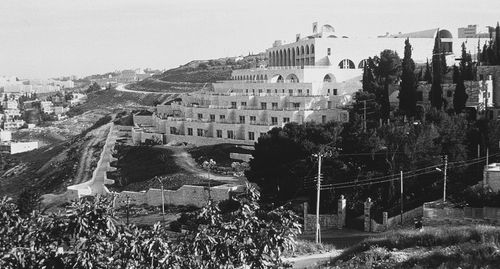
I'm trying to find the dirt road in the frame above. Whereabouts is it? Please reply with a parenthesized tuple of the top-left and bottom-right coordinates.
(163, 146, 243, 183)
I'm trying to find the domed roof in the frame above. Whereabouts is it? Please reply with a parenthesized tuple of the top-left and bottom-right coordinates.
(321, 24, 335, 33)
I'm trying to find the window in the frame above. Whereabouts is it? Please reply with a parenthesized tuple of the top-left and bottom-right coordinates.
(209, 114, 215, 122)
(327, 101, 332, 109)
(322, 115, 326, 124)
(250, 115, 256, 122)
(333, 89, 338, 95)
(239, 115, 245, 123)
(231, 102, 237, 109)
(298, 89, 302, 95)
(293, 102, 300, 109)
(447, 90, 453, 97)
(197, 128, 204, 137)
(258, 89, 262, 93)
(197, 113, 203, 119)
(275, 89, 278, 94)
(216, 130, 222, 138)
(327, 48, 331, 56)
(187, 128, 193, 136)
(248, 132, 255, 140)
(220, 114, 226, 120)
(260, 132, 266, 137)
(289, 89, 293, 96)
(271, 117, 278, 125)
(272, 102, 278, 110)
(327, 89, 331, 95)
(245, 89, 248, 93)
(306, 89, 310, 95)
(241, 102, 247, 107)
(283, 117, 290, 123)
(227, 130, 234, 139)
(261, 102, 267, 109)
(170, 127, 177, 134)
(267, 89, 271, 93)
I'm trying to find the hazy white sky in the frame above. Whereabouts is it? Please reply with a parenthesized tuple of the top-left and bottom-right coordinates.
(1, 0, 499, 78)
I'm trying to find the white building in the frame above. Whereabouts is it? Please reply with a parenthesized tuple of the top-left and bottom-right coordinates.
(133, 23, 485, 146)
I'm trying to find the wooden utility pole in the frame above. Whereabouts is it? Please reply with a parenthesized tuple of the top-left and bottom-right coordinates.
(315, 153, 322, 244)
(443, 155, 448, 202)
(400, 170, 404, 225)
(363, 100, 367, 132)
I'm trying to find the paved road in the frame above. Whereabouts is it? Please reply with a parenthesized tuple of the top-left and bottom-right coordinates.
(115, 83, 172, 94)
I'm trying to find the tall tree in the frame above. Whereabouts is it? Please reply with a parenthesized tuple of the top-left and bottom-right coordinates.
(362, 57, 377, 94)
(495, 22, 500, 65)
(460, 42, 474, 80)
(399, 38, 417, 117)
(453, 67, 468, 113)
(430, 32, 444, 110)
(374, 50, 402, 120)
(424, 58, 432, 83)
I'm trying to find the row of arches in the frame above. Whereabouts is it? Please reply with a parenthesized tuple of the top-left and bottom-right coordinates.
(338, 59, 368, 69)
(268, 44, 315, 67)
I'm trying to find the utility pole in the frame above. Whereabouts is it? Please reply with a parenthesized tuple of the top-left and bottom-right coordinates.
(400, 170, 404, 225)
(315, 153, 322, 244)
(312, 150, 332, 244)
(443, 155, 448, 202)
(157, 177, 165, 222)
(363, 100, 367, 132)
(486, 148, 489, 167)
(126, 196, 130, 225)
(477, 144, 481, 158)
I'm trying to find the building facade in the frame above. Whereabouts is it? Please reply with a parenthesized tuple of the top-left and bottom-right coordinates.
(133, 23, 487, 146)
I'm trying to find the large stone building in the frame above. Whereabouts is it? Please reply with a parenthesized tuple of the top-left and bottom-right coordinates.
(133, 23, 487, 146)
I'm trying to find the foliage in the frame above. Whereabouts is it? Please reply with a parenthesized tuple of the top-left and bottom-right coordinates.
(327, 225, 500, 268)
(480, 23, 500, 66)
(459, 42, 475, 80)
(424, 58, 432, 83)
(16, 188, 42, 216)
(373, 50, 402, 119)
(399, 38, 417, 117)
(0, 185, 301, 268)
(86, 82, 101, 93)
(246, 122, 342, 202)
(430, 33, 444, 110)
(455, 185, 500, 207)
(453, 66, 469, 113)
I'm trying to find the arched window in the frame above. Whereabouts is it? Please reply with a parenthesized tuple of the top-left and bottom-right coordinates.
(338, 59, 355, 69)
(285, 74, 299, 83)
(292, 48, 296, 66)
(279, 50, 283, 66)
(301, 46, 305, 55)
(306, 45, 310, 55)
(358, 59, 368, 69)
(283, 50, 288, 66)
(287, 48, 291, 66)
(271, 74, 284, 83)
(323, 74, 332, 82)
(311, 44, 315, 54)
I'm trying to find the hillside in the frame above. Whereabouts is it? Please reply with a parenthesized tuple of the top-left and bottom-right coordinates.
(127, 53, 267, 92)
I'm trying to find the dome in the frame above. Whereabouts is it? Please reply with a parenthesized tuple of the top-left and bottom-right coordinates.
(321, 24, 335, 33)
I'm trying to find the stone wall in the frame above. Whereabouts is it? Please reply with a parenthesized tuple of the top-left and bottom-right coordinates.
(302, 196, 346, 231)
(114, 184, 244, 208)
(369, 206, 424, 233)
(133, 114, 154, 126)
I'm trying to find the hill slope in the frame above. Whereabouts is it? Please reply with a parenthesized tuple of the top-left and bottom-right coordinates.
(127, 53, 267, 92)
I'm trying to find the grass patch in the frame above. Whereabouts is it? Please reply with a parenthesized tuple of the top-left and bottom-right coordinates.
(283, 240, 336, 258)
(327, 225, 500, 268)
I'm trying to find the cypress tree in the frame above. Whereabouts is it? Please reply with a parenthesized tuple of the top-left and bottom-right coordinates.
(495, 22, 500, 64)
(460, 42, 474, 80)
(453, 67, 468, 113)
(362, 57, 376, 94)
(399, 38, 417, 116)
(424, 58, 432, 83)
(482, 43, 489, 64)
(430, 32, 443, 109)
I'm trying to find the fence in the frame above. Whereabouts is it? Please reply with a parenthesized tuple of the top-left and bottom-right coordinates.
(423, 201, 500, 226)
(364, 198, 424, 232)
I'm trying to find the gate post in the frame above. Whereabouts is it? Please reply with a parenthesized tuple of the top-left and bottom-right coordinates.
(364, 198, 373, 232)
(337, 195, 346, 229)
(303, 202, 309, 231)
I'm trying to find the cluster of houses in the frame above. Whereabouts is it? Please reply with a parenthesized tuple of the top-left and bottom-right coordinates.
(0, 76, 87, 154)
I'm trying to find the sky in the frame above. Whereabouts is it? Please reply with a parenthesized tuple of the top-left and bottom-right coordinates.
(1, 0, 499, 79)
